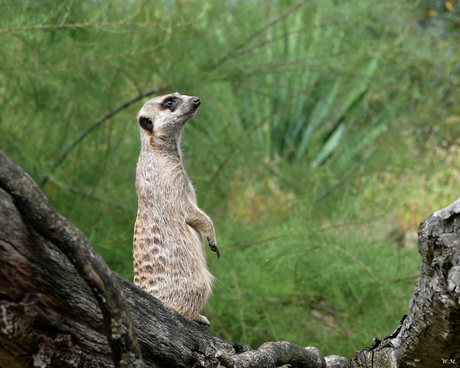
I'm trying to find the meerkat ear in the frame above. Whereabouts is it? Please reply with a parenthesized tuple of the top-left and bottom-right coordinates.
(139, 116, 154, 132)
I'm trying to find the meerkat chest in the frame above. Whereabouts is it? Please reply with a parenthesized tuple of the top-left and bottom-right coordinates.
(136, 153, 196, 210)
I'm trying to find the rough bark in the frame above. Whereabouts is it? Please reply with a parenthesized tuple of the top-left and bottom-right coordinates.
(350, 199, 460, 368)
(2, 148, 460, 368)
(395, 201, 460, 366)
(0, 185, 231, 367)
(0, 149, 143, 368)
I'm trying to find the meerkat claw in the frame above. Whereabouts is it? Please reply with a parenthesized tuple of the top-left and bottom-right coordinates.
(195, 314, 211, 326)
(207, 237, 220, 260)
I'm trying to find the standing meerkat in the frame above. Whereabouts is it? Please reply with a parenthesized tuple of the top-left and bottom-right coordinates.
(133, 92, 219, 326)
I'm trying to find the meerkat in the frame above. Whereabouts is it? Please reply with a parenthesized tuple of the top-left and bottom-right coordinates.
(133, 92, 219, 326)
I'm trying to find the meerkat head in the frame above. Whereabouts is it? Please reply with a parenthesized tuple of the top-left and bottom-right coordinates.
(136, 92, 201, 142)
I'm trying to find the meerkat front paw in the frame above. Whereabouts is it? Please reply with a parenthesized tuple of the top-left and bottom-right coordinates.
(195, 314, 211, 326)
(207, 237, 220, 260)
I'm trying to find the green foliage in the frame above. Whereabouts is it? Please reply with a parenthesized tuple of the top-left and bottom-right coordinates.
(1, 0, 459, 359)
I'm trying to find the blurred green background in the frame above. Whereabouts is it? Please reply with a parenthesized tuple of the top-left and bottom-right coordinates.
(1, 0, 460, 358)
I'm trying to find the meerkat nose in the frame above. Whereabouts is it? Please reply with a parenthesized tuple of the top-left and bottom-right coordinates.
(193, 98, 201, 106)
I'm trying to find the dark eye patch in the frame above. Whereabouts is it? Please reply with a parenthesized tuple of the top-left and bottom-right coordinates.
(160, 96, 181, 112)
(139, 116, 154, 132)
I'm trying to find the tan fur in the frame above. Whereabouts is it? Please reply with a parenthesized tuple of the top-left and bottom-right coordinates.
(133, 92, 218, 324)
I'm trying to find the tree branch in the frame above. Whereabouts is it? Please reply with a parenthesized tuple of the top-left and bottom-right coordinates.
(217, 342, 326, 368)
(0, 149, 144, 367)
(43, 86, 168, 185)
(210, 1, 307, 68)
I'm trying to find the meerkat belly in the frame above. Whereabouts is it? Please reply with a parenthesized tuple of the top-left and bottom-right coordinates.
(133, 213, 213, 320)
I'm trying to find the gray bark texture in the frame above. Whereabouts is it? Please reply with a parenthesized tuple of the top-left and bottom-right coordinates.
(1, 148, 460, 368)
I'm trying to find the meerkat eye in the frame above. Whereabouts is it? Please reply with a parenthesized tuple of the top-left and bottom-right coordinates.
(160, 96, 181, 111)
(139, 116, 154, 132)
(163, 98, 173, 108)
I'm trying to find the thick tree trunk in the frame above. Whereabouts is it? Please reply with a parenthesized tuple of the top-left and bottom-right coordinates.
(0, 185, 231, 367)
(350, 200, 460, 368)
(1, 150, 460, 367)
